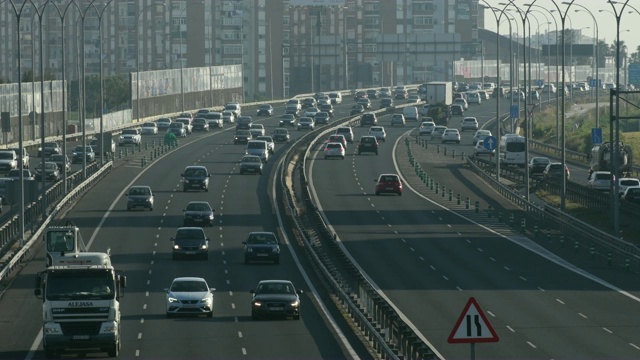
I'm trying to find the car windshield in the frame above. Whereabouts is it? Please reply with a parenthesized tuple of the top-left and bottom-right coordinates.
(621, 179, 640, 186)
(256, 282, 294, 295)
(223, 111, 233, 116)
(628, 188, 640, 196)
(45, 143, 58, 148)
(247, 142, 266, 149)
(250, 124, 263, 129)
(175, 229, 205, 240)
(171, 280, 208, 292)
(327, 143, 342, 149)
(247, 233, 277, 245)
(186, 202, 210, 211)
(274, 129, 287, 134)
(595, 173, 611, 180)
(380, 175, 399, 182)
(122, 130, 137, 135)
(256, 136, 272, 142)
(370, 127, 383, 132)
(143, 123, 155, 127)
(533, 158, 549, 164)
(242, 156, 261, 163)
(50, 155, 64, 161)
(260, 105, 271, 110)
(193, 119, 206, 124)
(0, 152, 13, 159)
(184, 168, 207, 177)
(236, 130, 251, 135)
(206, 113, 221, 119)
(129, 187, 150, 196)
(169, 123, 183, 128)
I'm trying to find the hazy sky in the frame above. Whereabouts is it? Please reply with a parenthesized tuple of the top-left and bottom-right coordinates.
(483, 0, 640, 55)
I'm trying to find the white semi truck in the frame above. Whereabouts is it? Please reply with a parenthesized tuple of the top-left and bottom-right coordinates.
(35, 225, 126, 358)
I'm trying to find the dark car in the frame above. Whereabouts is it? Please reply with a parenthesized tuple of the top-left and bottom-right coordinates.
(366, 89, 379, 99)
(279, 114, 297, 127)
(250, 280, 302, 320)
(314, 112, 330, 125)
(544, 162, 570, 180)
(38, 142, 61, 157)
(375, 173, 402, 196)
(71, 145, 95, 164)
(183, 201, 215, 226)
(272, 128, 291, 143)
(243, 231, 280, 264)
(394, 90, 408, 99)
(301, 97, 316, 108)
(236, 116, 254, 130)
(354, 91, 367, 101)
(621, 187, 640, 204)
(356, 98, 371, 109)
(48, 154, 71, 173)
(319, 103, 334, 117)
(350, 104, 365, 115)
(529, 157, 551, 177)
(239, 155, 264, 175)
(36, 161, 60, 181)
(192, 118, 209, 132)
(256, 104, 274, 116)
(181, 166, 210, 192)
(360, 113, 377, 127)
(357, 136, 379, 155)
(234, 130, 252, 144)
(126, 185, 154, 211)
(171, 227, 209, 260)
(379, 98, 394, 108)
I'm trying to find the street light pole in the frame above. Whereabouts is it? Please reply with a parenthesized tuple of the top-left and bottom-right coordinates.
(136, 2, 166, 125)
(179, 1, 204, 112)
(574, 6, 599, 128)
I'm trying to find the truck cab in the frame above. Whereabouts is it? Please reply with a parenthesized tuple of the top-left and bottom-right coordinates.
(44, 226, 88, 267)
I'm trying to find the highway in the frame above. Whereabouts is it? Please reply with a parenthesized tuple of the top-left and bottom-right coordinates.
(0, 102, 371, 359)
(307, 97, 640, 358)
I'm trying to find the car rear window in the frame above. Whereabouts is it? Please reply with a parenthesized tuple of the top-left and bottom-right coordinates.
(621, 179, 639, 186)
(596, 174, 611, 180)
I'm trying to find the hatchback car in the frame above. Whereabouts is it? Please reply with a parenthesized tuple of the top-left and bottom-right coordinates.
(451, 104, 464, 116)
(454, 98, 469, 110)
(529, 157, 551, 177)
(222, 110, 236, 123)
(297, 117, 315, 131)
(473, 140, 495, 157)
(192, 118, 209, 132)
(360, 113, 377, 127)
(304, 107, 320, 118)
(6, 169, 34, 181)
(368, 126, 386, 142)
(391, 114, 406, 127)
(236, 116, 254, 130)
(38, 142, 62, 157)
(246, 140, 270, 163)
(249, 124, 266, 137)
(587, 171, 614, 191)
(72, 146, 96, 164)
(335, 127, 354, 143)
(171, 227, 209, 260)
(181, 166, 210, 192)
(183, 201, 215, 226)
(379, 98, 394, 108)
(461, 117, 479, 132)
(255, 136, 275, 154)
(239, 155, 264, 175)
(441, 129, 461, 144)
(168, 122, 187, 137)
(617, 178, 640, 195)
(621, 186, 640, 204)
(431, 126, 447, 140)
(243, 232, 281, 264)
(324, 142, 346, 160)
(314, 112, 330, 125)
(327, 134, 347, 149)
(48, 154, 71, 173)
(467, 92, 482, 105)
(418, 121, 436, 136)
(356, 98, 372, 109)
(234, 130, 252, 144)
(36, 163, 61, 182)
(165, 277, 214, 318)
(375, 174, 402, 196)
(543, 162, 570, 180)
(472, 130, 492, 145)
(357, 136, 379, 155)
(250, 280, 302, 320)
(279, 114, 297, 127)
(350, 104, 365, 116)
(126, 185, 154, 211)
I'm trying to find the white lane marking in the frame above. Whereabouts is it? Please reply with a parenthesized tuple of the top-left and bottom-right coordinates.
(140, 318, 144, 324)
(238, 331, 243, 338)
(487, 311, 495, 317)
(143, 304, 147, 310)
(526, 341, 537, 349)
(506, 326, 515, 332)
(242, 348, 247, 355)
(136, 350, 140, 357)
(231, 303, 236, 309)
(579, 313, 588, 319)
(519, 276, 527, 281)
(556, 299, 565, 305)
(629, 343, 640, 350)
(603, 327, 613, 334)
(138, 333, 142, 339)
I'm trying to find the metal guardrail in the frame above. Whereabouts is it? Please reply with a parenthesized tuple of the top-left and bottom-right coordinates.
(276, 106, 438, 359)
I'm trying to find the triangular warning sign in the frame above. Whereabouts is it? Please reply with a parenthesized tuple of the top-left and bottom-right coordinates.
(448, 297, 499, 344)
(526, 103, 536, 114)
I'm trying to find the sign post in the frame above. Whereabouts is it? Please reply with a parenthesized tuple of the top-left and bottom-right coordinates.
(448, 297, 499, 359)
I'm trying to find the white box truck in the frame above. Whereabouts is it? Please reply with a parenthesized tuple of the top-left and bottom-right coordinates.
(424, 81, 453, 106)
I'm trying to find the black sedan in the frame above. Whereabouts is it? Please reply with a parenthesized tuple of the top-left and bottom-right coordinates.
(350, 104, 365, 115)
(35, 162, 60, 182)
(272, 128, 290, 143)
(48, 154, 71, 173)
(250, 280, 302, 320)
(183, 201, 215, 226)
(278, 114, 297, 127)
(529, 157, 551, 177)
(239, 155, 263, 175)
(243, 232, 280, 264)
(256, 104, 274, 116)
(234, 130, 252, 144)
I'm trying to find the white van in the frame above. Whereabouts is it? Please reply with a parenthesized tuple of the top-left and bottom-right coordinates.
(403, 106, 419, 122)
(246, 140, 269, 163)
(328, 92, 343, 104)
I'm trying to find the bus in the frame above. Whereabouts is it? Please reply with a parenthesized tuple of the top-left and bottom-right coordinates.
(500, 134, 526, 167)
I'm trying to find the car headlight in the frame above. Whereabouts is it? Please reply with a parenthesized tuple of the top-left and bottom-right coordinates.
(200, 244, 208, 250)
(272, 247, 279, 253)
(72, 152, 78, 156)
(252, 301, 262, 307)
(290, 300, 300, 307)
(246, 248, 253, 253)
(201, 297, 212, 303)
(184, 180, 190, 183)
(168, 297, 178, 303)
(173, 245, 180, 250)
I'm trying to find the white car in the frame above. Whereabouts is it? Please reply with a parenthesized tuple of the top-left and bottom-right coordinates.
(461, 117, 479, 132)
(222, 110, 236, 123)
(467, 92, 482, 105)
(246, 140, 270, 163)
(472, 129, 492, 145)
(390, 114, 405, 127)
(453, 98, 468, 110)
(431, 126, 447, 140)
(587, 171, 614, 191)
(418, 121, 436, 136)
(165, 277, 215, 318)
(141, 122, 158, 135)
(249, 124, 266, 137)
(368, 126, 386, 142)
(297, 117, 315, 131)
(304, 107, 320, 117)
(119, 128, 141, 146)
(255, 135, 275, 154)
(617, 178, 640, 195)
(324, 142, 345, 159)
(441, 129, 461, 144)
(474, 140, 495, 156)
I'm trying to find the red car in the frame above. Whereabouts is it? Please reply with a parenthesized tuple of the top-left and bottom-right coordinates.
(375, 174, 402, 196)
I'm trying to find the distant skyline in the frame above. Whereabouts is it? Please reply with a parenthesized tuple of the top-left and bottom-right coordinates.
(483, 0, 640, 60)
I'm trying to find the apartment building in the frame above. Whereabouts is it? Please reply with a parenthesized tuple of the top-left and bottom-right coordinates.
(0, 0, 478, 101)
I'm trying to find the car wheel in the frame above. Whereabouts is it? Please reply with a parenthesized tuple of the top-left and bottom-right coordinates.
(107, 343, 119, 358)
(126, 207, 131, 211)
(258, 170, 262, 175)
(293, 313, 300, 320)
(324, 156, 328, 160)
(149, 206, 153, 211)
(358, 151, 361, 155)
(251, 311, 259, 320)
(172, 253, 177, 260)
(207, 311, 213, 318)
(341, 156, 345, 159)
(375, 191, 380, 196)
(205, 188, 209, 192)
(203, 253, 209, 260)
(274, 257, 280, 265)
(244, 257, 249, 265)
(398, 191, 402, 196)
(166, 312, 174, 318)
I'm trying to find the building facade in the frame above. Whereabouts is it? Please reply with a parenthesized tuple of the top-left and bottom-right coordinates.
(0, 0, 478, 102)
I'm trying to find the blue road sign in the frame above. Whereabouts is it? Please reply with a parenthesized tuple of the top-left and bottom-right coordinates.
(589, 79, 602, 88)
(536, 79, 544, 87)
(591, 128, 603, 145)
(510, 105, 519, 119)
(629, 63, 640, 87)
(484, 136, 498, 151)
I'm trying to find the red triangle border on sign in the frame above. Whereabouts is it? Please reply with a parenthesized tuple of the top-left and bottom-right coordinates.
(447, 297, 499, 344)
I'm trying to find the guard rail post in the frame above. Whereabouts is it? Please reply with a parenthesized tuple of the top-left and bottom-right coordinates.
(452, 149, 455, 158)
(475, 201, 479, 213)
(442, 185, 446, 198)
(457, 193, 461, 205)
(465, 197, 470, 209)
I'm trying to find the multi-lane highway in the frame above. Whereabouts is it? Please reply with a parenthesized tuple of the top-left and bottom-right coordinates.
(308, 96, 640, 358)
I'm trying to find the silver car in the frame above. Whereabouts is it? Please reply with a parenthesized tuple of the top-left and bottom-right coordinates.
(587, 171, 614, 191)
(255, 136, 275, 154)
(165, 277, 215, 318)
(246, 140, 269, 162)
(324, 142, 345, 159)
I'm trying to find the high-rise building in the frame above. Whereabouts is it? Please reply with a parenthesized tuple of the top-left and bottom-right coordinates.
(0, 0, 478, 102)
